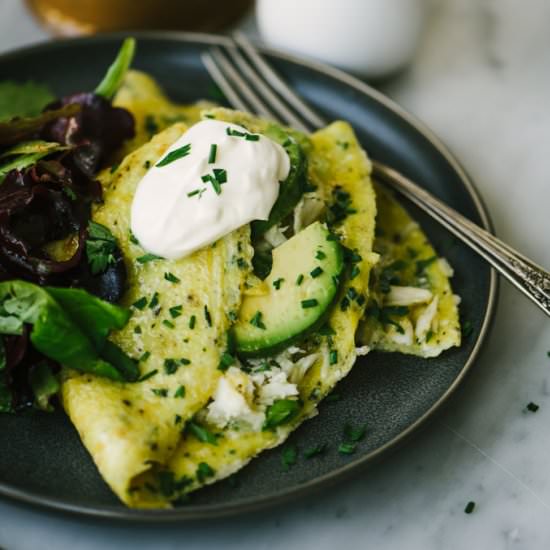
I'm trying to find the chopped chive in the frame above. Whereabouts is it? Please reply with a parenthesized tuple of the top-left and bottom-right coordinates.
(169, 305, 183, 318)
(110, 163, 120, 174)
(148, 292, 160, 309)
(187, 421, 219, 445)
(462, 320, 473, 338)
(151, 388, 168, 397)
(134, 325, 142, 334)
(338, 442, 356, 455)
(156, 144, 191, 167)
(344, 423, 367, 442)
(132, 297, 148, 310)
(329, 350, 338, 365)
(189, 315, 196, 329)
(129, 230, 139, 245)
(226, 127, 245, 137)
(187, 189, 201, 197)
(204, 305, 212, 327)
(304, 443, 326, 459)
(415, 255, 437, 275)
(245, 133, 260, 141)
(208, 143, 217, 164)
(213, 168, 227, 184)
(164, 272, 180, 284)
(174, 385, 186, 398)
(281, 445, 298, 471)
(325, 393, 340, 402)
(296, 274, 304, 286)
(180, 358, 191, 365)
(273, 278, 285, 290)
(310, 266, 324, 278)
(301, 299, 319, 309)
(174, 414, 182, 424)
(526, 402, 539, 412)
(350, 265, 360, 279)
(137, 253, 162, 264)
(316, 250, 326, 260)
(138, 368, 157, 382)
(139, 351, 151, 362)
(250, 311, 266, 330)
(162, 320, 175, 329)
(464, 501, 475, 514)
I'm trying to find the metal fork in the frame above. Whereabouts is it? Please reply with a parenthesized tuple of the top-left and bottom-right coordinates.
(201, 32, 550, 318)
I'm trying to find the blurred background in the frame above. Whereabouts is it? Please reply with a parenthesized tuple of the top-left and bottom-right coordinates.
(9, 0, 429, 80)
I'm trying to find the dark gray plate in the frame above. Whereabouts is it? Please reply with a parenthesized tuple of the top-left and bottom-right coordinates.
(0, 32, 497, 520)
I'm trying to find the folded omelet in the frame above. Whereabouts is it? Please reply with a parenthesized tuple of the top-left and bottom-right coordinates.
(61, 71, 460, 508)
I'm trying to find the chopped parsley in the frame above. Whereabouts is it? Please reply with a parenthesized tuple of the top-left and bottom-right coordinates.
(526, 402, 539, 412)
(137, 368, 157, 382)
(132, 296, 148, 310)
(273, 278, 285, 290)
(301, 299, 319, 309)
(187, 420, 218, 445)
(151, 388, 168, 398)
(310, 266, 324, 278)
(164, 358, 179, 375)
(250, 311, 266, 330)
(164, 272, 180, 284)
(148, 292, 160, 309)
(174, 385, 186, 398)
(218, 352, 236, 372)
(281, 445, 298, 471)
(156, 143, 191, 167)
(169, 305, 183, 318)
(327, 187, 357, 225)
(189, 315, 196, 329)
(263, 399, 301, 430)
(137, 253, 162, 264)
(464, 501, 476, 514)
(296, 274, 304, 286)
(196, 462, 215, 483)
(86, 221, 118, 275)
(208, 143, 217, 164)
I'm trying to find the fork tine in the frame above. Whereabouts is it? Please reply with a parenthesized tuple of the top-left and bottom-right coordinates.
(233, 32, 327, 130)
(222, 40, 311, 133)
(201, 52, 250, 113)
(208, 47, 277, 120)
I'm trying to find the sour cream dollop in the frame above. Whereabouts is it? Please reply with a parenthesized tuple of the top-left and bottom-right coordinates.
(131, 119, 290, 260)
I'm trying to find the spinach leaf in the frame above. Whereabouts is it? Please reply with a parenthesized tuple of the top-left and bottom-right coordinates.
(95, 37, 136, 100)
(0, 280, 136, 382)
(0, 81, 55, 122)
(28, 361, 60, 412)
(86, 221, 118, 275)
(0, 339, 12, 413)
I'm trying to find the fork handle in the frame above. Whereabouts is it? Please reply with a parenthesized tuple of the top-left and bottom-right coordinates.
(372, 160, 550, 318)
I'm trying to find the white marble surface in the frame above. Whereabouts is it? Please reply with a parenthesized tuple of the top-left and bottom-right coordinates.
(1, 0, 550, 548)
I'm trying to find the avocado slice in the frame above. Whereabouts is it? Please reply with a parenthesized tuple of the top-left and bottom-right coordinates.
(234, 222, 343, 356)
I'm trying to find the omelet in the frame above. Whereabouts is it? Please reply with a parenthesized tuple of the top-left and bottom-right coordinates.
(125, 117, 379, 507)
(359, 184, 461, 357)
(61, 123, 252, 504)
(61, 71, 460, 508)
